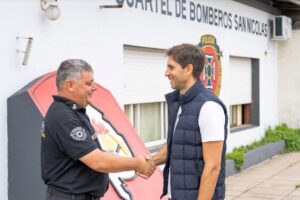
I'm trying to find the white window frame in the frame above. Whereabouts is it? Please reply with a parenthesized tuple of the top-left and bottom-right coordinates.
(125, 102, 168, 147)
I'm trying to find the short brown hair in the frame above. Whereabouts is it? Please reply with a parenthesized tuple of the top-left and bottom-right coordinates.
(166, 43, 205, 79)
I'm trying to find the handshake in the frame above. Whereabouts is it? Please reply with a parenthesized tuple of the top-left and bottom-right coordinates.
(135, 156, 156, 179)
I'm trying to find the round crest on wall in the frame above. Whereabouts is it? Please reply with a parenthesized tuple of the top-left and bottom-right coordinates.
(197, 34, 222, 97)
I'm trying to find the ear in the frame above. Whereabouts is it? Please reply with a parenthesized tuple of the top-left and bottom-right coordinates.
(186, 64, 194, 75)
(65, 80, 75, 92)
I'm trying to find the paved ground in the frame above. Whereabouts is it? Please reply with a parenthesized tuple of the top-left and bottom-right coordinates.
(226, 152, 300, 200)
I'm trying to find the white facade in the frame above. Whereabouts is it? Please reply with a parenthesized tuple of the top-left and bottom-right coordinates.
(278, 30, 300, 128)
(0, 0, 286, 199)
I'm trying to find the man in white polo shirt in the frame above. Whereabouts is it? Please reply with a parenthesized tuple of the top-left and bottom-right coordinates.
(152, 44, 227, 200)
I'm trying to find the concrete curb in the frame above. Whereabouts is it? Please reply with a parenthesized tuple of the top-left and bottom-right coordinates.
(226, 140, 285, 177)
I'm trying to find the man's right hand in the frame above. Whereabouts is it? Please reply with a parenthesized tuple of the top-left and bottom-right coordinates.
(135, 156, 156, 179)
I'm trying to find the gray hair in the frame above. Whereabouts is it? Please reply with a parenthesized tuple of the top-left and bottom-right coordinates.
(56, 59, 93, 90)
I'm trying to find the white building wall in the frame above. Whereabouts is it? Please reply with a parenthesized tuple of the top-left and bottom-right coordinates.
(0, 0, 281, 199)
(0, 1, 125, 199)
(278, 30, 300, 128)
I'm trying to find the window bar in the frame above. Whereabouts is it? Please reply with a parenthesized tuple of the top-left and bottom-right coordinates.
(160, 102, 164, 140)
(129, 104, 134, 125)
(136, 104, 140, 136)
(164, 102, 168, 139)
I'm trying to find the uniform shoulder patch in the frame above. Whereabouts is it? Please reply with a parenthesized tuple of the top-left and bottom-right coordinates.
(70, 127, 87, 141)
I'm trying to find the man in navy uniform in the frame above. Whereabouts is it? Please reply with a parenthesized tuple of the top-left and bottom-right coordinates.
(41, 59, 155, 200)
(152, 44, 228, 200)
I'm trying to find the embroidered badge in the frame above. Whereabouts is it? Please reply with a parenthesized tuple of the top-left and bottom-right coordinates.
(70, 127, 87, 141)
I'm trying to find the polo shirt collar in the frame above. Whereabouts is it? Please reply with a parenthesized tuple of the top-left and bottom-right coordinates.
(53, 95, 86, 112)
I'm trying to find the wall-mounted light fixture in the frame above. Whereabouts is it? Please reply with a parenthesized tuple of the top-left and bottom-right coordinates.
(16, 37, 33, 66)
(40, 0, 60, 20)
(99, 0, 123, 9)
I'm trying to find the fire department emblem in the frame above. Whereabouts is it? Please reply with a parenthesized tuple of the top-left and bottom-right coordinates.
(197, 34, 222, 96)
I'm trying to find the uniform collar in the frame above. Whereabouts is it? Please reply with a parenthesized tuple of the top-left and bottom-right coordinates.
(53, 95, 86, 112)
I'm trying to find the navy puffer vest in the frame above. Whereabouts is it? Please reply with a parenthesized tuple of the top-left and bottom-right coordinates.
(161, 81, 228, 200)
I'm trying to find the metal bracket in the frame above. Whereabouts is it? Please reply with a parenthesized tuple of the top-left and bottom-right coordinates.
(16, 37, 33, 66)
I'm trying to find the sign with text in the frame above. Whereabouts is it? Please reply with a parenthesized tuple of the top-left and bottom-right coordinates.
(117, 0, 268, 37)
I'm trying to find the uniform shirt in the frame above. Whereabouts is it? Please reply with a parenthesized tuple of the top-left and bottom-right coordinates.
(41, 96, 109, 197)
(167, 101, 225, 198)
